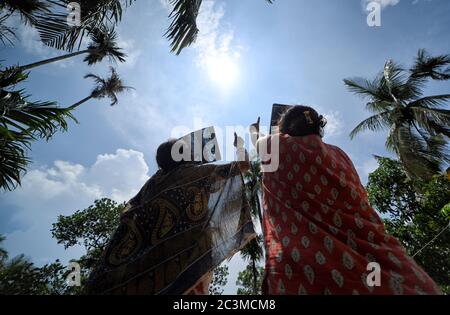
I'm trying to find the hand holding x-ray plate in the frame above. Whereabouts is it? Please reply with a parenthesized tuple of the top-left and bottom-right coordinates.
(270, 104, 293, 134)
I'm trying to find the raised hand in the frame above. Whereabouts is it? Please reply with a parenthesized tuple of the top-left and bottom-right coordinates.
(250, 117, 261, 134)
(234, 132, 244, 148)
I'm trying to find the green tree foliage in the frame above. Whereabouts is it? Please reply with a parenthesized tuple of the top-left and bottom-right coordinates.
(51, 198, 123, 269)
(0, 235, 72, 295)
(0, 66, 76, 190)
(209, 265, 229, 295)
(236, 265, 264, 295)
(366, 157, 420, 221)
(47, 198, 124, 293)
(367, 157, 450, 293)
(345, 49, 450, 181)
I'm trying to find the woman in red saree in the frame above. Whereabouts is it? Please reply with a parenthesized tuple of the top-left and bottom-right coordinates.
(252, 105, 441, 295)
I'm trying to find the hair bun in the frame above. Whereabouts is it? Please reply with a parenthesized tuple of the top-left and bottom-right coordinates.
(304, 111, 314, 124)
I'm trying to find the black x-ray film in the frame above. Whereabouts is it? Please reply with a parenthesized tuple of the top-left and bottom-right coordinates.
(270, 104, 293, 134)
(178, 126, 221, 164)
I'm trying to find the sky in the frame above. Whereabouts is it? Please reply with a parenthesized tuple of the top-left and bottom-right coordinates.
(0, 0, 449, 294)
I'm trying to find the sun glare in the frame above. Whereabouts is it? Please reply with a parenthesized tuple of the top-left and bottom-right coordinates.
(205, 55, 239, 89)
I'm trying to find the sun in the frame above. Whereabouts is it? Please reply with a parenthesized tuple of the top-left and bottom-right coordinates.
(205, 54, 239, 89)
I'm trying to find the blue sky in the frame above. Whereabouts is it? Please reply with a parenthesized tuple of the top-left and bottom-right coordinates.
(0, 0, 449, 294)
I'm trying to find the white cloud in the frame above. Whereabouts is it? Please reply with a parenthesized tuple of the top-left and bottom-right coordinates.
(103, 90, 219, 153)
(412, 0, 432, 4)
(2, 149, 150, 264)
(193, 0, 242, 88)
(356, 157, 379, 183)
(307, 105, 344, 137)
(117, 37, 142, 69)
(159, 0, 173, 11)
(322, 110, 344, 137)
(362, 0, 400, 10)
(102, 92, 175, 150)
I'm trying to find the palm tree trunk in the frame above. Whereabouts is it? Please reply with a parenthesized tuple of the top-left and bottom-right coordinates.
(68, 95, 94, 110)
(251, 258, 258, 295)
(19, 50, 89, 71)
(254, 189, 263, 226)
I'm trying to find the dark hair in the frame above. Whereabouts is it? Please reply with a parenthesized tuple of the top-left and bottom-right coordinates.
(278, 105, 327, 137)
(156, 139, 185, 172)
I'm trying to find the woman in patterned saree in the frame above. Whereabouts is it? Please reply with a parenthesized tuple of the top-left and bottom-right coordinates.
(87, 135, 255, 295)
(251, 105, 441, 295)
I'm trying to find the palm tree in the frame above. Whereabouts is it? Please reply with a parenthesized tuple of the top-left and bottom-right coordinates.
(0, 0, 49, 25)
(34, 0, 136, 52)
(34, 0, 273, 54)
(18, 26, 126, 71)
(0, 0, 49, 45)
(344, 49, 450, 181)
(240, 160, 264, 295)
(240, 235, 264, 295)
(244, 160, 263, 225)
(68, 67, 132, 109)
(1, 66, 75, 190)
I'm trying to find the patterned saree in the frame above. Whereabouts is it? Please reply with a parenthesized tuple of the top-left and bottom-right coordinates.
(261, 134, 441, 295)
(87, 162, 255, 295)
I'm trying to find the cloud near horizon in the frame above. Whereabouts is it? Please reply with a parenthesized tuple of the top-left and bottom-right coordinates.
(1, 149, 150, 264)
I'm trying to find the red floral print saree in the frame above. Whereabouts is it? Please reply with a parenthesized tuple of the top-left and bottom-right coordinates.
(261, 134, 441, 295)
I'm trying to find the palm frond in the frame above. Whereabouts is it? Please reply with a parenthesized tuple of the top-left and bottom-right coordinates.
(0, 14, 17, 45)
(0, 133, 31, 190)
(411, 106, 450, 124)
(165, 0, 202, 55)
(165, 0, 274, 55)
(83, 26, 126, 65)
(409, 49, 450, 81)
(344, 75, 397, 109)
(84, 67, 132, 106)
(410, 106, 450, 137)
(0, 65, 77, 190)
(349, 111, 392, 139)
(34, 0, 135, 52)
(0, 66, 27, 88)
(240, 235, 263, 263)
(343, 77, 382, 100)
(1, 0, 50, 25)
(84, 73, 105, 86)
(391, 124, 447, 180)
(408, 94, 450, 109)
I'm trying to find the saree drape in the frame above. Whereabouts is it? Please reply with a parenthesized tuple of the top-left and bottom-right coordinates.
(261, 134, 441, 295)
(87, 162, 255, 295)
